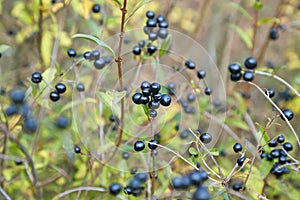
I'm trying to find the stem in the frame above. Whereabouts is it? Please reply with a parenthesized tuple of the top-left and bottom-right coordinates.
(52, 186, 106, 200)
(255, 70, 300, 98)
(0, 134, 7, 187)
(251, 9, 258, 57)
(0, 124, 41, 200)
(38, 0, 44, 68)
(0, 187, 11, 200)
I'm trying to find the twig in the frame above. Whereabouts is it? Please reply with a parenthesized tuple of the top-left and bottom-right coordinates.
(0, 124, 41, 200)
(52, 186, 106, 200)
(255, 70, 300, 98)
(38, 0, 44, 68)
(0, 187, 11, 200)
(245, 81, 300, 148)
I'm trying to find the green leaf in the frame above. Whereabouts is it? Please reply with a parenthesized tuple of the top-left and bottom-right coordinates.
(229, 2, 253, 21)
(257, 127, 271, 152)
(0, 44, 10, 52)
(189, 147, 198, 156)
(225, 118, 249, 131)
(257, 17, 280, 26)
(141, 104, 149, 118)
(210, 148, 219, 156)
(72, 33, 115, 57)
(229, 24, 253, 49)
(253, 0, 264, 10)
(96, 90, 126, 117)
(125, 0, 152, 24)
(107, 0, 122, 7)
(246, 166, 264, 196)
(41, 30, 53, 67)
(258, 158, 273, 179)
(159, 35, 172, 57)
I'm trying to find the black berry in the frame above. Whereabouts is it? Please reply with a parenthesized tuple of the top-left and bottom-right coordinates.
(76, 83, 85, 92)
(109, 183, 122, 195)
(197, 70, 206, 79)
(269, 27, 279, 40)
(283, 142, 293, 151)
(134, 141, 145, 151)
(146, 10, 155, 19)
(160, 94, 171, 106)
(147, 44, 157, 55)
(56, 116, 69, 128)
(138, 40, 146, 48)
(158, 28, 168, 39)
(281, 109, 294, 121)
(92, 3, 101, 13)
(74, 146, 81, 154)
(156, 15, 165, 23)
(244, 57, 257, 69)
(204, 87, 212, 95)
(277, 135, 285, 143)
(146, 19, 157, 27)
(83, 51, 92, 60)
(10, 89, 25, 104)
(23, 118, 38, 133)
(31, 72, 43, 83)
(237, 157, 246, 166)
(148, 31, 158, 41)
(55, 83, 67, 94)
(265, 88, 275, 98)
(150, 82, 161, 93)
(268, 140, 277, 147)
(158, 21, 168, 28)
(49, 91, 60, 102)
(94, 58, 106, 69)
(148, 139, 158, 150)
(192, 186, 210, 200)
(132, 46, 141, 55)
(91, 50, 100, 60)
(270, 149, 280, 158)
(199, 133, 212, 144)
(230, 72, 242, 81)
(185, 60, 196, 70)
(228, 63, 241, 74)
(67, 48, 77, 58)
(122, 152, 130, 160)
(233, 143, 243, 153)
(243, 70, 254, 81)
(132, 92, 142, 104)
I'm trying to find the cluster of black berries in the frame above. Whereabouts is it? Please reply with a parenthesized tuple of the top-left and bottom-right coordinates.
(67, 48, 112, 70)
(185, 59, 212, 95)
(132, 81, 171, 118)
(31, 72, 67, 102)
(171, 169, 210, 200)
(232, 143, 246, 166)
(124, 172, 148, 197)
(228, 57, 257, 82)
(260, 135, 293, 178)
(132, 10, 169, 56)
(133, 139, 159, 152)
(5, 88, 37, 134)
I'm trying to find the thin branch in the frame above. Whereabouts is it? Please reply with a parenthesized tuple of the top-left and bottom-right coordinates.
(52, 186, 106, 200)
(0, 187, 11, 200)
(255, 70, 300, 98)
(38, 0, 44, 68)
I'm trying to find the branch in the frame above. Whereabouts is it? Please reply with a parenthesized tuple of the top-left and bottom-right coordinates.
(52, 186, 106, 200)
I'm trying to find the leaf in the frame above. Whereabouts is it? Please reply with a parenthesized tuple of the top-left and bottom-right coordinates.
(210, 148, 219, 156)
(107, 0, 122, 7)
(159, 35, 172, 57)
(246, 166, 264, 196)
(125, 0, 152, 24)
(229, 24, 253, 49)
(0, 44, 10, 52)
(59, 98, 97, 114)
(141, 104, 149, 117)
(189, 147, 198, 156)
(258, 158, 273, 179)
(257, 17, 280, 26)
(225, 118, 249, 131)
(229, 2, 253, 21)
(253, 0, 264, 10)
(41, 30, 53, 67)
(256, 127, 271, 152)
(72, 33, 115, 57)
(96, 90, 126, 117)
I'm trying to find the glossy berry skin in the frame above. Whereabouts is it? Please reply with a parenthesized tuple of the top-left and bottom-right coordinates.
(153, 92, 162, 101)
(244, 57, 257, 69)
(277, 135, 285, 143)
(232, 183, 243, 191)
(55, 83, 67, 94)
(233, 143, 243, 153)
(135, 172, 148, 182)
(76, 83, 85, 92)
(5, 105, 18, 116)
(146, 10, 155, 19)
(204, 87, 212, 95)
(132, 92, 142, 104)
(158, 28, 168, 39)
(141, 81, 151, 90)
(192, 186, 210, 200)
(94, 58, 106, 69)
(142, 88, 151, 97)
(149, 109, 158, 118)
(278, 155, 286, 164)
(268, 140, 277, 147)
(74, 146, 81, 154)
(269, 28, 279, 40)
(140, 96, 150, 104)
(270, 149, 280, 158)
(156, 15, 165, 23)
(146, 19, 157, 27)
(148, 101, 160, 109)
(197, 70, 206, 79)
(138, 40, 146, 48)
(49, 91, 60, 102)
(150, 82, 161, 94)
(281, 109, 294, 121)
(159, 21, 169, 28)
(92, 3, 101, 13)
(132, 46, 141, 55)
(148, 31, 158, 41)
(109, 183, 122, 195)
(147, 44, 157, 55)
(67, 48, 77, 57)
(187, 93, 195, 102)
(122, 152, 130, 160)
(15, 159, 23, 165)
(148, 139, 158, 150)
(91, 50, 100, 60)
(237, 157, 246, 166)
(160, 94, 171, 106)
(265, 88, 275, 98)
(31, 72, 43, 83)
(129, 178, 142, 190)
(134, 141, 145, 151)
(228, 63, 241, 74)
(199, 133, 212, 144)
(283, 142, 293, 151)
(185, 60, 196, 69)
(230, 72, 242, 81)
(243, 70, 254, 81)
(83, 51, 91, 60)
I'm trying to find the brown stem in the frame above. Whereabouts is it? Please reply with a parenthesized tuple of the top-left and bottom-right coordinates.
(0, 124, 41, 200)
(38, 0, 44, 68)
(0, 133, 7, 188)
(251, 9, 259, 57)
